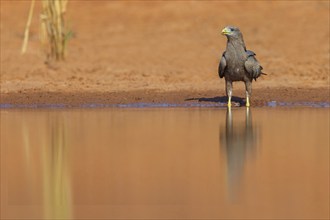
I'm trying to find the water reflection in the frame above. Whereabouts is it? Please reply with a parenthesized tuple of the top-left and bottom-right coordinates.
(43, 113, 72, 219)
(22, 113, 72, 219)
(220, 107, 257, 201)
(1, 109, 329, 219)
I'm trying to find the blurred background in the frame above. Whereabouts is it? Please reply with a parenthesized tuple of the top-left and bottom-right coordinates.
(1, 1, 329, 94)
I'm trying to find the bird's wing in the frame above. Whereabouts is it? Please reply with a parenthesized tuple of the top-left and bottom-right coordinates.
(244, 50, 263, 80)
(218, 52, 227, 78)
(246, 50, 255, 57)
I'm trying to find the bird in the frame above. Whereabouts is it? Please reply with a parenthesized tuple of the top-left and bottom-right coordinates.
(218, 26, 265, 107)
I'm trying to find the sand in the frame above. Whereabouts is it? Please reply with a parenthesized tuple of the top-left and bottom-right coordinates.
(1, 1, 329, 106)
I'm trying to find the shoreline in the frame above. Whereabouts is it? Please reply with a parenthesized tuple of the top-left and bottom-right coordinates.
(1, 87, 329, 108)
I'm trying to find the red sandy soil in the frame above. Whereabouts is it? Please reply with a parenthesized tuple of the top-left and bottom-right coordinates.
(1, 1, 329, 106)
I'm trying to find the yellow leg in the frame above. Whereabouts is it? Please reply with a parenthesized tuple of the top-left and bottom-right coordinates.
(228, 96, 232, 107)
(246, 96, 250, 107)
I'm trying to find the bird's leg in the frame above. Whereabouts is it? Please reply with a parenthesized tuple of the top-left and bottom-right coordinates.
(245, 80, 252, 107)
(226, 80, 233, 107)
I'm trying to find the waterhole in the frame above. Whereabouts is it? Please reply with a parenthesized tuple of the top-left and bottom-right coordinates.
(1, 107, 329, 219)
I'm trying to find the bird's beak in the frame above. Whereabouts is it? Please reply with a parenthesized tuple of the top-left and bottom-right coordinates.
(221, 27, 230, 35)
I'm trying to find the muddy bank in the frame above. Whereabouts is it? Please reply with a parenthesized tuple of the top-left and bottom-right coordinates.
(1, 87, 328, 107)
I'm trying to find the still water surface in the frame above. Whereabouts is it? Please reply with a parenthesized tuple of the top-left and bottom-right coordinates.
(1, 108, 329, 219)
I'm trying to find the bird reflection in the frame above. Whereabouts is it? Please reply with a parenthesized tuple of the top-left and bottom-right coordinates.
(220, 107, 257, 201)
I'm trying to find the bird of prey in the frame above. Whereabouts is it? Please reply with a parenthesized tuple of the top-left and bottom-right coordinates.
(218, 26, 265, 107)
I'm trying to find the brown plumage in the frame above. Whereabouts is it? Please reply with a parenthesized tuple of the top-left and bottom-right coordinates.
(218, 26, 265, 107)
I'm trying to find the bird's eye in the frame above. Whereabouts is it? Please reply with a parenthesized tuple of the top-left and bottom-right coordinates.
(230, 28, 235, 31)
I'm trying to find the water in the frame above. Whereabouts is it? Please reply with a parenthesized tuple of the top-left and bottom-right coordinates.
(1, 107, 329, 219)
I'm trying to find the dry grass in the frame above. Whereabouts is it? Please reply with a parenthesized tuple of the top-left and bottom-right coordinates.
(21, 0, 36, 54)
(22, 0, 70, 62)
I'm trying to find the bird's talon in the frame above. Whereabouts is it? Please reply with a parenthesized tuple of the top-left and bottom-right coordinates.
(246, 97, 250, 107)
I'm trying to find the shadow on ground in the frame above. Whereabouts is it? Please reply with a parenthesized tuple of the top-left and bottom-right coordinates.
(185, 96, 246, 106)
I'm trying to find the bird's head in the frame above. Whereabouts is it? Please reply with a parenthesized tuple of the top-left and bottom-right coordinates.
(221, 26, 242, 39)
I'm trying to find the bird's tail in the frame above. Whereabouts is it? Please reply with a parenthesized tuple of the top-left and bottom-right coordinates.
(253, 71, 267, 81)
